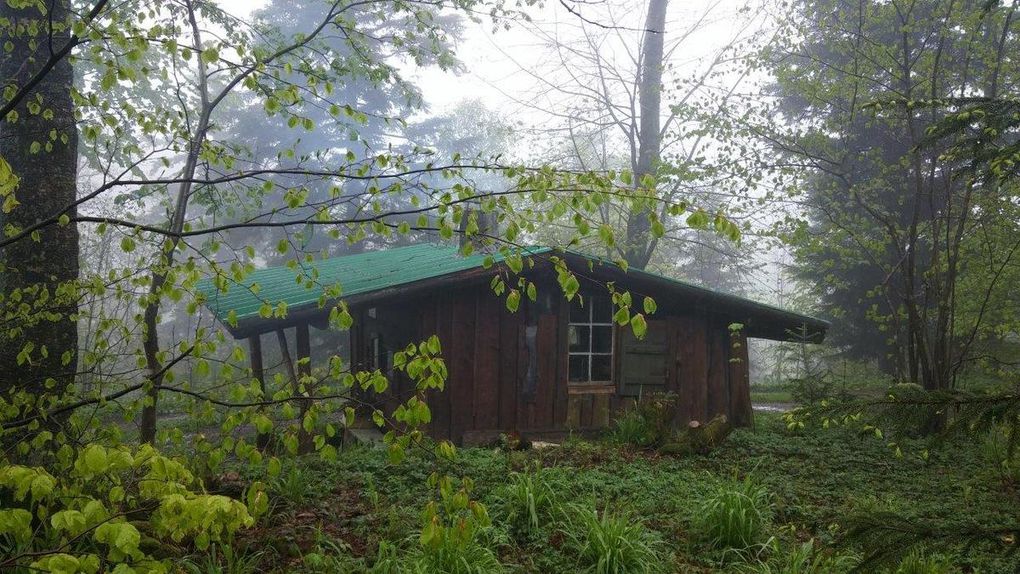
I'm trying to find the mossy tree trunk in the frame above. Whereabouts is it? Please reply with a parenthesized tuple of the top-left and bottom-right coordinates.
(0, 1, 80, 400)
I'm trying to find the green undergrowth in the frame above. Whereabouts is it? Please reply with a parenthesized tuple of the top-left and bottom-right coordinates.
(213, 413, 1018, 573)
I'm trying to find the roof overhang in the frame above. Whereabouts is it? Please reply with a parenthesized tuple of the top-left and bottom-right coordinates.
(202, 245, 828, 343)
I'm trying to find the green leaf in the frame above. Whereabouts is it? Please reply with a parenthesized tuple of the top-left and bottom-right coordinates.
(630, 313, 648, 339)
(83, 445, 108, 474)
(613, 307, 630, 326)
(51, 510, 87, 536)
(201, 47, 219, 63)
(254, 415, 272, 434)
(506, 289, 521, 312)
(0, 509, 32, 544)
(643, 296, 657, 314)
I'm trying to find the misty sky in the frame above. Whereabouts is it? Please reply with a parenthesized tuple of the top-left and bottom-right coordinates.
(219, 0, 760, 115)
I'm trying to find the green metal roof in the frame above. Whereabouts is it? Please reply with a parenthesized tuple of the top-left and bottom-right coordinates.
(197, 243, 828, 341)
(198, 244, 549, 328)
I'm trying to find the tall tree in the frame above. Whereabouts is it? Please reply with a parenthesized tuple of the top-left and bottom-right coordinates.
(513, 0, 757, 271)
(0, 0, 80, 399)
(768, 0, 1020, 393)
(623, 0, 668, 268)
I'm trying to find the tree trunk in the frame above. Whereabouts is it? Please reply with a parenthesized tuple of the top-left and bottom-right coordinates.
(623, 0, 669, 269)
(139, 0, 210, 444)
(0, 1, 80, 399)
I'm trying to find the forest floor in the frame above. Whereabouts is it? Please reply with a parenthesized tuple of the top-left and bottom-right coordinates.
(212, 412, 1020, 573)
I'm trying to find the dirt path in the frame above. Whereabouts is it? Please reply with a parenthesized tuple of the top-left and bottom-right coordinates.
(752, 402, 797, 413)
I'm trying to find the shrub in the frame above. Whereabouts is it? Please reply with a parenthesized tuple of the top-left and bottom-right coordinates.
(559, 504, 665, 574)
(0, 445, 259, 573)
(408, 475, 503, 574)
(490, 465, 560, 539)
(789, 374, 833, 406)
(693, 476, 773, 552)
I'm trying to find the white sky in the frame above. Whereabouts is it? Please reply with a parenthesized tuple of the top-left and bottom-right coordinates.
(218, 0, 759, 116)
(213, 0, 792, 309)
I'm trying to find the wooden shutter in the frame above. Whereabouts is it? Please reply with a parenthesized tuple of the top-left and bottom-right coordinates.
(618, 320, 669, 397)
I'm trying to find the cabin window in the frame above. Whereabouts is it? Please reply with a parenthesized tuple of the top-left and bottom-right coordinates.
(568, 296, 614, 383)
(369, 333, 386, 370)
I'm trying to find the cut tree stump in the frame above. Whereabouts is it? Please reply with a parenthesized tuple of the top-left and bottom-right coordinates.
(660, 414, 733, 455)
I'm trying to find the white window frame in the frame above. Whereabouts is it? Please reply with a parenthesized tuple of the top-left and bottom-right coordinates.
(568, 296, 615, 383)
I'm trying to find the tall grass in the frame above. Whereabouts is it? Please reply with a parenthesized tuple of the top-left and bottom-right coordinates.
(269, 464, 313, 507)
(894, 549, 952, 574)
(610, 393, 678, 448)
(981, 425, 1020, 484)
(405, 539, 503, 574)
(693, 476, 773, 552)
(559, 504, 665, 574)
(741, 539, 858, 574)
(182, 543, 268, 574)
(491, 466, 560, 539)
(612, 409, 657, 447)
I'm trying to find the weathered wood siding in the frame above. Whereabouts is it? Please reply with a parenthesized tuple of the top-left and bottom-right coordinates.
(727, 329, 753, 426)
(355, 280, 753, 444)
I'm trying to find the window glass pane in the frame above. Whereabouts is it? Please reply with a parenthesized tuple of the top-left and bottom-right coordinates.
(569, 299, 589, 323)
(591, 355, 612, 381)
(592, 326, 613, 353)
(592, 297, 613, 323)
(568, 325, 590, 353)
(569, 355, 590, 382)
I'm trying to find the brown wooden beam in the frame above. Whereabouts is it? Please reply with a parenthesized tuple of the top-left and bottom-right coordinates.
(249, 334, 270, 451)
(295, 322, 314, 454)
(276, 327, 312, 455)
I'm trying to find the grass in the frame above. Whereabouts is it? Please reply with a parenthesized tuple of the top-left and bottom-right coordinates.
(693, 475, 773, 553)
(559, 504, 665, 573)
(490, 465, 562, 539)
(221, 412, 1020, 573)
(749, 390, 794, 404)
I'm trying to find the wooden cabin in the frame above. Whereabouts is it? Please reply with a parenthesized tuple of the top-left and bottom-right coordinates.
(200, 244, 827, 444)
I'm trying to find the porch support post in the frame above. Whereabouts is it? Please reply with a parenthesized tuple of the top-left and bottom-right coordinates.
(248, 333, 270, 451)
(296, 322, 313, 453)
(277, 326, 314, 455)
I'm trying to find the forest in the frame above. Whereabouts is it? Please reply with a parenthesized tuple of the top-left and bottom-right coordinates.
(1, 0, 1019, 572)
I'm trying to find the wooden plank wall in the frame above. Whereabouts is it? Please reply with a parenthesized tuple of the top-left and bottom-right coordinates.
(675, 316, 709, 424)
(727, 329, 753, 426)
(707, 324, 731, 420)
(664, 317, 682, 423)
(664, 316, 754, 428)
(417, 285, 564, 443)
(448, 297, 476, 442)
(498, 301, 520, 429)
(554, 300, 570, 426)
(429, 298, 453, 440)
(535, 314, 558, 429)
(394, 284, 756, 442)
(473, 294, 501, 431)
